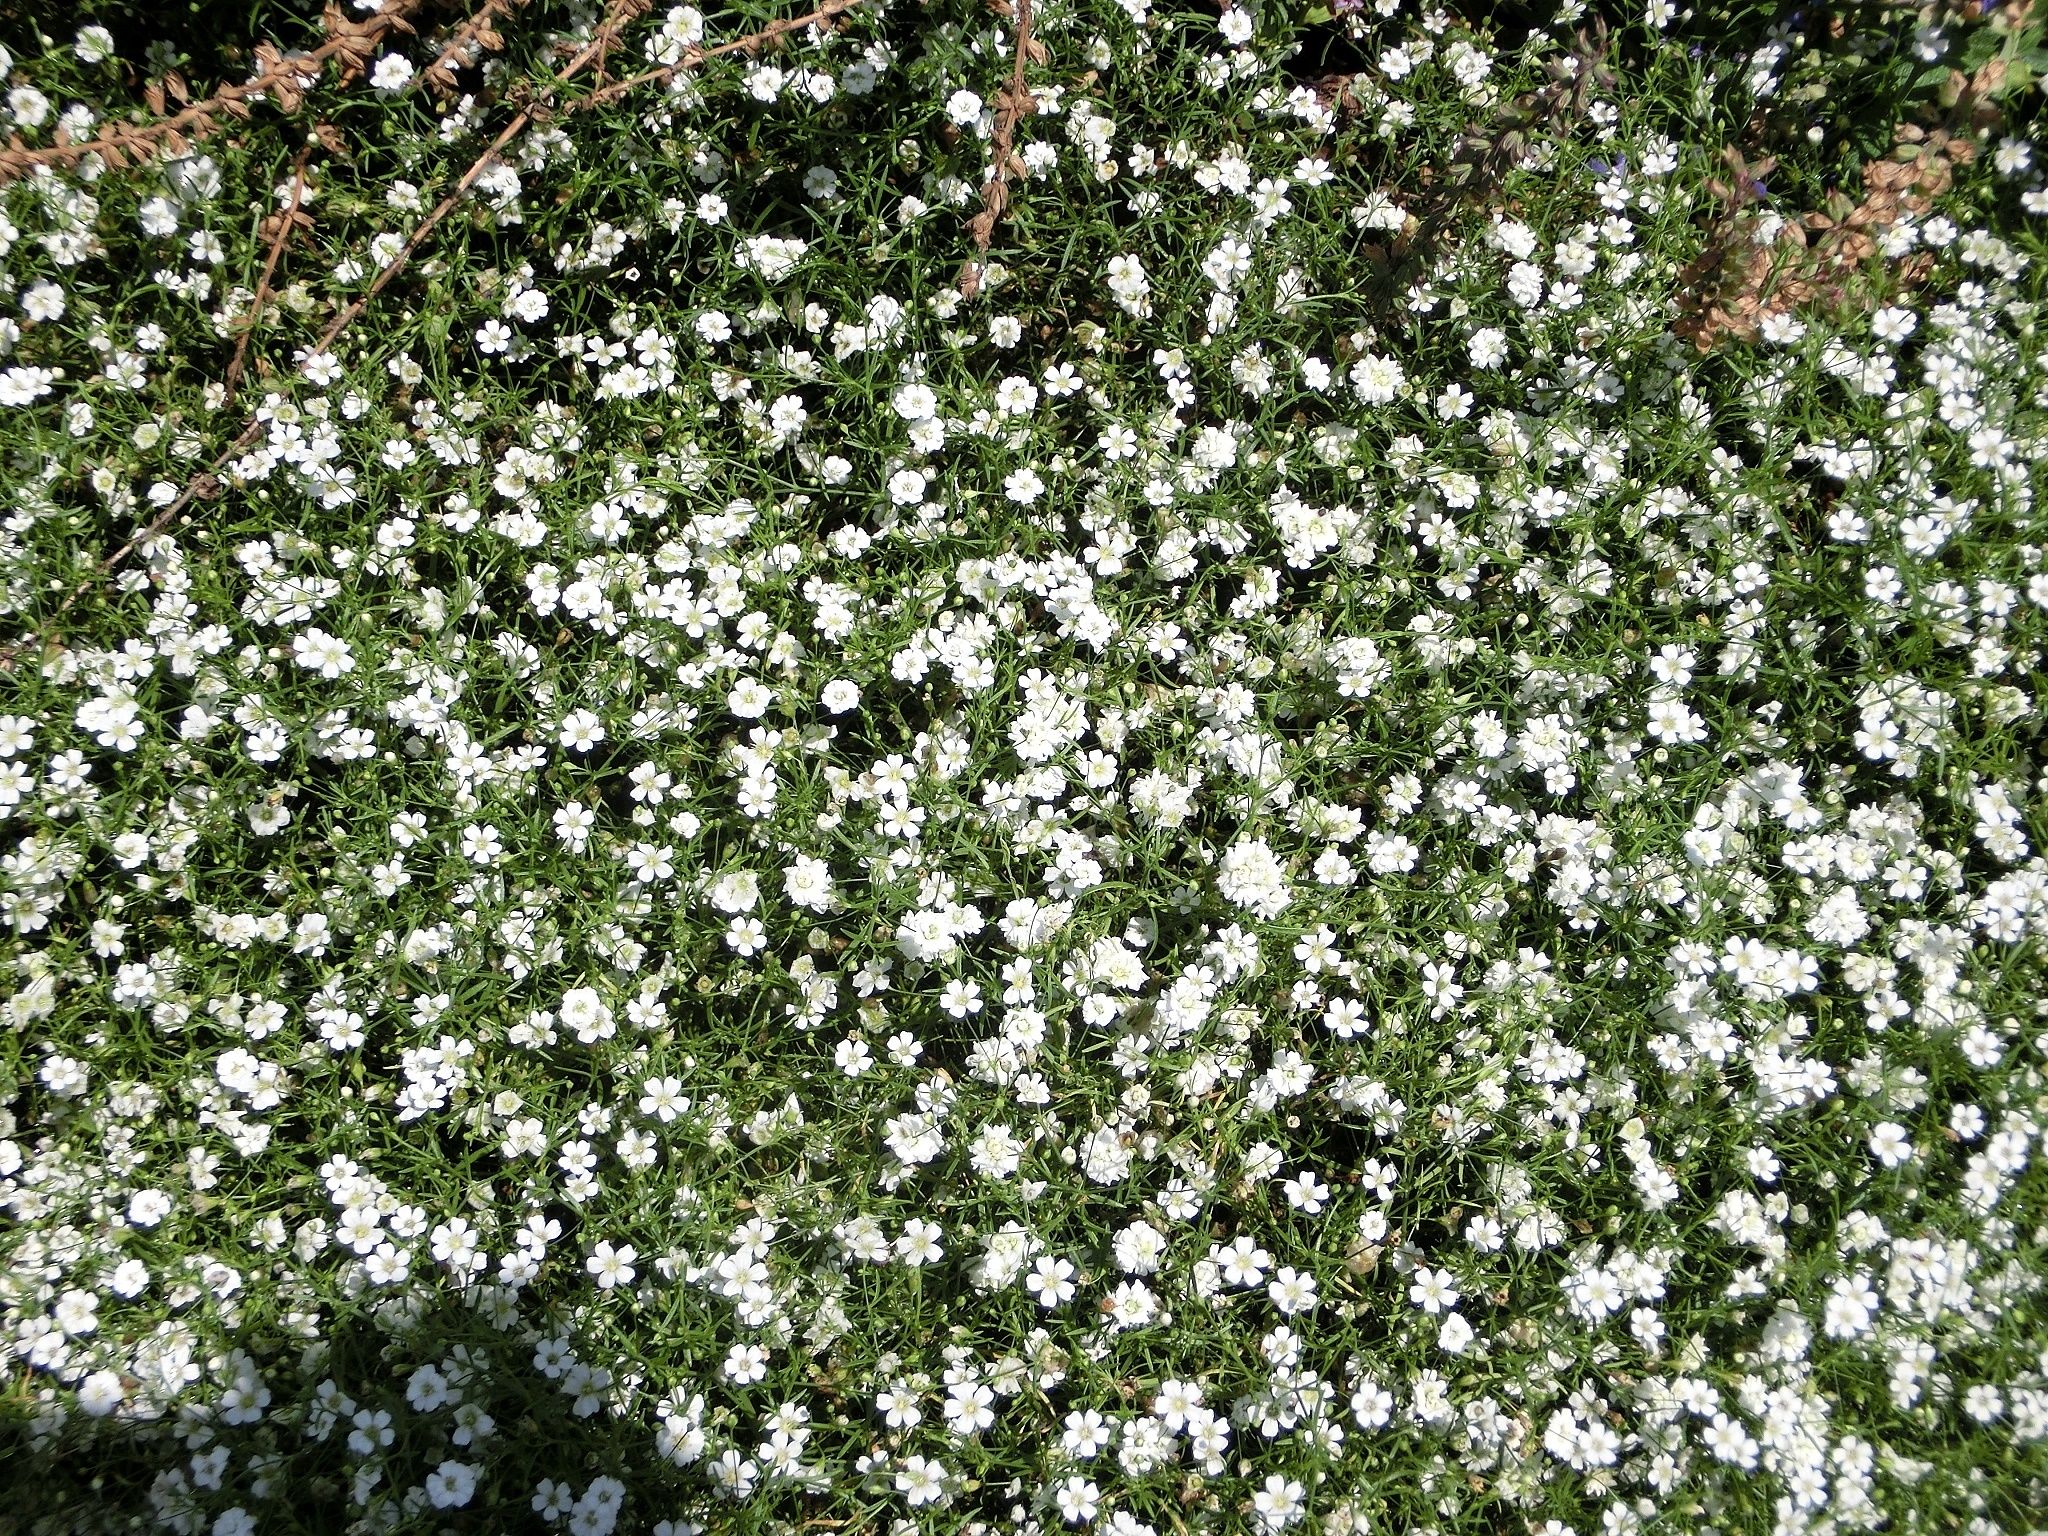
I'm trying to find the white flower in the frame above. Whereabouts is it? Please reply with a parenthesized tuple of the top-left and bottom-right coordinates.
(1053, 1475, 1099, 1524)
(1217, 838, 1292, 919)
(76, 693, 142, 751)
(22, 281, 65, 323)
(768, 393, 808, 439)
(888, 467, 928, 506)
(1868, 1121, 1914, 1168)
(558, 709, 605, 751)
(77, 1370, 125, 1416)
(1823, 1272, 1879, 1337)
(1106, 253, 1152, 317)
(1468, 326, 1508, 368)
(896, 1454, 950, 1507)
(729, 677, 774, 718)
(1267, 1266, 1319, 1315)
(292, 627, 357, 679)
(647, 5, 706, 64)
(9, 86, 51, 130)
(0, 365, 60, 406)
(994, 375, 1038, 416)
(708, 869, 761, 913)
(423, 1460, 478, 1508)
(585, 1241, 637, 1290)
(370, 54, 415, 92)
(946, 89, 985, 127)
(1024, 1254, 1076, 1306)
(1348, 353, 1406, 404)
(897, 1218, 945, 1265)
(1437, 1311, 1475, 1354)
(1251, 1473, 1305, 1532)
(1190, 423, 1238, 469)
(559, 987, 616, 1045)
(893, 382, 938, 421)
(1646, 693, 1707, 745)
(1408, 1265, 1460, 1314)
(785, 855, 838, 912)
(737, 235, 808, 282)
(896, 908, 961, 963)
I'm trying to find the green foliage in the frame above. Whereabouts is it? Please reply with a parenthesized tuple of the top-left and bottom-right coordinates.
(0, 1, 2045, 1534)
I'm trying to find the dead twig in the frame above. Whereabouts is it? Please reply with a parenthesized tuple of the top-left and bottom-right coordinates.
(1674, 128, 1965, 351)
(957, 0, 1039, 299)
(225, 144, 314, 407)
(572, 0, 868, 113)
(310, 0, 659, 360)
(0, 0, 428, 184)
(7, 1, 643, 663)
(16, 0, 879, 663)
(417, 0, 527, 97)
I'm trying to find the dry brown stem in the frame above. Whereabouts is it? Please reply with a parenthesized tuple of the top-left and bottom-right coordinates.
(418, 0, 528, 96)
(571, 0, 869, 113)
(0, 0, 429, 184)
(1674, 129, 1966, 351)
(18, 0, 880, 659)
(224, 144, 314, 406)
(956, 0, 1039, 299)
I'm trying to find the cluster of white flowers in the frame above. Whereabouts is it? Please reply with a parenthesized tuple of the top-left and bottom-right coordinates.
(1, 2, 2047, 1534)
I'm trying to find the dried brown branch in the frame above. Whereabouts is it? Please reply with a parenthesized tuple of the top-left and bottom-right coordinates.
(10, 0, 873, 665)
(417, 0, 526, 97)
(224, 144, 314, 407)
(312, 0, 653, 358)
(0, 0, 429, 184)
(1673, 134, 1957, 351)
(571, 0, 869, 114)
(956, 0, 1040, 299)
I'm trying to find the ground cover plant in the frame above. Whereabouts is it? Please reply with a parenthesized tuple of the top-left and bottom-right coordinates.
(2, 0, 2048, 1530)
